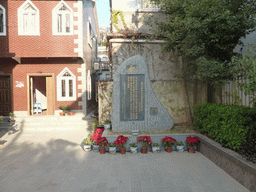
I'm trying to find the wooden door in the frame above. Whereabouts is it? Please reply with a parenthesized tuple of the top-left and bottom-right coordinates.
(30, 77, 34, 115)
(46, 76, 54, 115)
(0, 76, 11, 116)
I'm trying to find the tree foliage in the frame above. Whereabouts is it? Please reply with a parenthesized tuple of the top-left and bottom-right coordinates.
(231, 45, 256, 105)
(147, 0, 256, 82)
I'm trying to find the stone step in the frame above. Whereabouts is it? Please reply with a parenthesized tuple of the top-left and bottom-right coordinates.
(0, 115, 94, 132)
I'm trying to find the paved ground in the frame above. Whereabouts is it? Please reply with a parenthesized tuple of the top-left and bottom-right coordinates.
(0, 119, 250, 192)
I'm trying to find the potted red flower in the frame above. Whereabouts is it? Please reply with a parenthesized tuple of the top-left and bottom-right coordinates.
(161, 136, 176, 153)
(91, 128, 104, 151)
(185, 136, 200, 153)
(96, 137, 108, 154)
(114, 135, 129, 154)
(137, 136, 152, 154)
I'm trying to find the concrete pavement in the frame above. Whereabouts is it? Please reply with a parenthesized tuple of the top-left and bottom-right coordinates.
(0, 118, 250, 192)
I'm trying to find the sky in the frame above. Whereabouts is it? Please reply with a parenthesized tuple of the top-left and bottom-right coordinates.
(96, 0, 111, 29)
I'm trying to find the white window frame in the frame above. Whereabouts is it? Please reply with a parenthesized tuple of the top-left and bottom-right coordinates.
(57, 67, 76, 101)
(0, 4, 6, 36)
(87, 17, 93, 48)
(87, 70, 91, 100)
(136, 0, 160, 12)
(18, 1, 40, 36)
(52, 1, 73, 36)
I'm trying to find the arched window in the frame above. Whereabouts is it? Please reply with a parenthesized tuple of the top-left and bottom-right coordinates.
(0, 4, 6, 36)
(52, 1, 73, 35)
(57, 68, 76, 101)
(18, 1, 40, 36)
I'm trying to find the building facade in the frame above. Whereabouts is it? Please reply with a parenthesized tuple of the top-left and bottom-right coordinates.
(0, 0, 99, 116)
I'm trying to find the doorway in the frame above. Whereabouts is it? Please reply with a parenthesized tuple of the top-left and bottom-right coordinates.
(27, 74, 54, 116)
(0, 75, 12, 116)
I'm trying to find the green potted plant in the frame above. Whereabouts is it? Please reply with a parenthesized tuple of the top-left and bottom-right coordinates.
(108, 142, 117, 154)
(59, 105, 72, 116)
(103, 119, 111, 130)
(114, 135, 129, 154)
(92, 120, 99, 132)
(8, 112, 15, 122)
(176, 141, 185, 152)
(185, 136, 200, 153)
(96, 137, 108, 154)
(152, 143, 160, 153)
(137, 136, 152, 154)
(161, 136, 176, 153)
(82, 136, 91, 151)
(129, 143, 138, 154)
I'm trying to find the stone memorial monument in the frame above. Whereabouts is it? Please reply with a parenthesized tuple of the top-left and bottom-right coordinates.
(112, 55, 174, 132)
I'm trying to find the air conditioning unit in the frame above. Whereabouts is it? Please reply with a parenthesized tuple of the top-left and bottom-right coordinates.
(94, 62, 100, 70)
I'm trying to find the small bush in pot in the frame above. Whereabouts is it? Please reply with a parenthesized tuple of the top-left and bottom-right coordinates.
(82, 136, 91, 151)
(152, 143, 161, 153)
(103, 119, 111, 130)
(108, 142, 117, 154)
(176, 141, 185, 152)
(161, 136, 176, 153)
(114, 135, 129, 154)
(185, 136, 200, 153)
(96, 137, 108, 154)
(137, 136, 152, 154)
(129, 143, 138, 154)
(91, 128, 104, 151)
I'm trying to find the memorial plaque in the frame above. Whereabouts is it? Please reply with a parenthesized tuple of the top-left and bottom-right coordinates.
(112, 55, 174, 132)
(120, 74, 145, 121)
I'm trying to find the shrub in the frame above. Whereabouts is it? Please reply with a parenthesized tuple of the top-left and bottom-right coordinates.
(194, 103, 256, 150)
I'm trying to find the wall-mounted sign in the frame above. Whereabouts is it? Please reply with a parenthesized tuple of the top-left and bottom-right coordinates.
(16, 81, 24, 88)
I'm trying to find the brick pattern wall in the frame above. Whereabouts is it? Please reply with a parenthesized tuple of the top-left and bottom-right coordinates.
(0, 58, 81, 112)
(0, 0, 78, 57)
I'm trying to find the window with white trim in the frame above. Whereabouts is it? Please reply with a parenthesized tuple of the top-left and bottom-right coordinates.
(87, 70, 91, 100)
(57, 68, 76, 101)
(52, 1, 73, 35)
(18, 1, 40, 36)
(136, 0, 161, 11)
(0, 5, 6, 36)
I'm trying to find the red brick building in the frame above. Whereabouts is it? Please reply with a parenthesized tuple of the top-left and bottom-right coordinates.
(0, 0, 99, 116)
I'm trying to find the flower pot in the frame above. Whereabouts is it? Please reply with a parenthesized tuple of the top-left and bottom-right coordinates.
(130, 147, 138, 154)
(166, 147, 172, 153)
(188, 147, 195, 153)
(152, 146, 160, 153)
(176, 145, 184, 152)
(109, 147, 116, 154)
(60, 112, 65, 116)
(83, 144, 91, 152)
(141, 147, 148, 154)
(100, 148, 106, 154)
(120, 147, 126, 154)
(104, 124, 111, 130)
(92, 145, 99, 152)
(69, 112, 76, 116)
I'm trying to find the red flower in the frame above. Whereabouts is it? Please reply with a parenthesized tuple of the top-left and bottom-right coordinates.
(96, 137, 108, 148)
(137, 136, 152, 147)
(114, 135, 129, 148)
(185, 136, 200, 147)
(161, 136, 176, 148)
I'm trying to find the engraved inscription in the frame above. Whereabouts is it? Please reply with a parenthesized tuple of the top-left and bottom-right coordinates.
(150, 107, 158, 115)
(120, 74, 145, 121)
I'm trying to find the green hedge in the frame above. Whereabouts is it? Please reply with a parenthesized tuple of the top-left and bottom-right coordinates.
(194, 103, 256, 150)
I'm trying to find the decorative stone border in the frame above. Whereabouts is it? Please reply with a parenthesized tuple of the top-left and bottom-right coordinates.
(196, 134, 256, 192)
